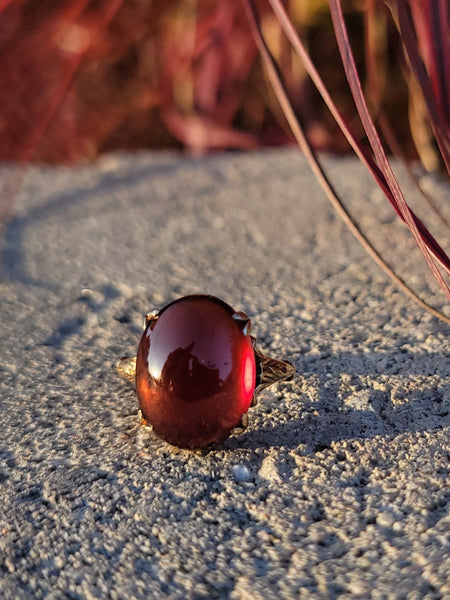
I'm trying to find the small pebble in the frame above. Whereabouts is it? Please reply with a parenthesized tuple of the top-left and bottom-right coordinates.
(232, 464, 251, 482)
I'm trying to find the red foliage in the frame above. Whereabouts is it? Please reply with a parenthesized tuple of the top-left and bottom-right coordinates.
(0, 1, 269, 161)
(0, 0, 126, 162)
(0, 1, 447, 170)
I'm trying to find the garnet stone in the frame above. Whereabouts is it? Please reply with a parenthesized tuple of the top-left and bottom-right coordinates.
(135, 295, 256, 449)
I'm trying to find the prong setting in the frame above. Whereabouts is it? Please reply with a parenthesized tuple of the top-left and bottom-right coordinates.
(117, 295, 295, 449)
(232, 311, 252, 335)
(144, 308, 160, 329)
(116, 356, 137, 382)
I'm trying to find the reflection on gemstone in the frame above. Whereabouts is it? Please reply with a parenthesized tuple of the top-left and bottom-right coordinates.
(136, 295, 256, 448)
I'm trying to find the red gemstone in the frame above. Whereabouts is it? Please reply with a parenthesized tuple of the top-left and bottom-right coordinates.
(135, 295, 256, 448)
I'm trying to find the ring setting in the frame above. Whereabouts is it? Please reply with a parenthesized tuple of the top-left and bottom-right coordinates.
(117, 294, 295, 449)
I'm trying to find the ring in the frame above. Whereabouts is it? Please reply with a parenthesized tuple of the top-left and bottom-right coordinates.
(117, 294, 295, 449)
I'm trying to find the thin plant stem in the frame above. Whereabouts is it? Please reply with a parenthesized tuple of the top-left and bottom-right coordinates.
(396, 0, 450, 172)
(328, 0, 449, 295)
(363, 3, 450, 228)
(242, 0, 450, 325)
(265, 0, 450, 286)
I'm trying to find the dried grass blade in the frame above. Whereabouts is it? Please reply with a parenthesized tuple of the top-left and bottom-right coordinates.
(328, 0, 450, 296)
(364, 3, 437, 218)
(242, 0, 450, 324)
(267, 0, 449, 265)
(266, 0, 450, 296)
(378, 110, 450, 228)
(364, 5, 450, 229)
(396, 0, 450, 172)
(410, 0, 450, 125)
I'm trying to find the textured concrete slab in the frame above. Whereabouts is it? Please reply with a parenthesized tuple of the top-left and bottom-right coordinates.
(0, 149, 449, 599)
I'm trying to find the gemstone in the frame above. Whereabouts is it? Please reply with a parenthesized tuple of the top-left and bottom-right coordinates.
(135, 295, 256, 449)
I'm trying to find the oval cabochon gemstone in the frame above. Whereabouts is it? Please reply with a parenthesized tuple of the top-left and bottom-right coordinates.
(135, 295, 256, 448)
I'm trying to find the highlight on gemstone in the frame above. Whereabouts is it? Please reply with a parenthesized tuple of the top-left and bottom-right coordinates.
(135, 295, 257, 449)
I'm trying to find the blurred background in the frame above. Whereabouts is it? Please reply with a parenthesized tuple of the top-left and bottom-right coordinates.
(0, 0, 444, 170)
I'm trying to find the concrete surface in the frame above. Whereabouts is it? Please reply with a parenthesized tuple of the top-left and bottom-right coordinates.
(0, 149, 449, 599)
